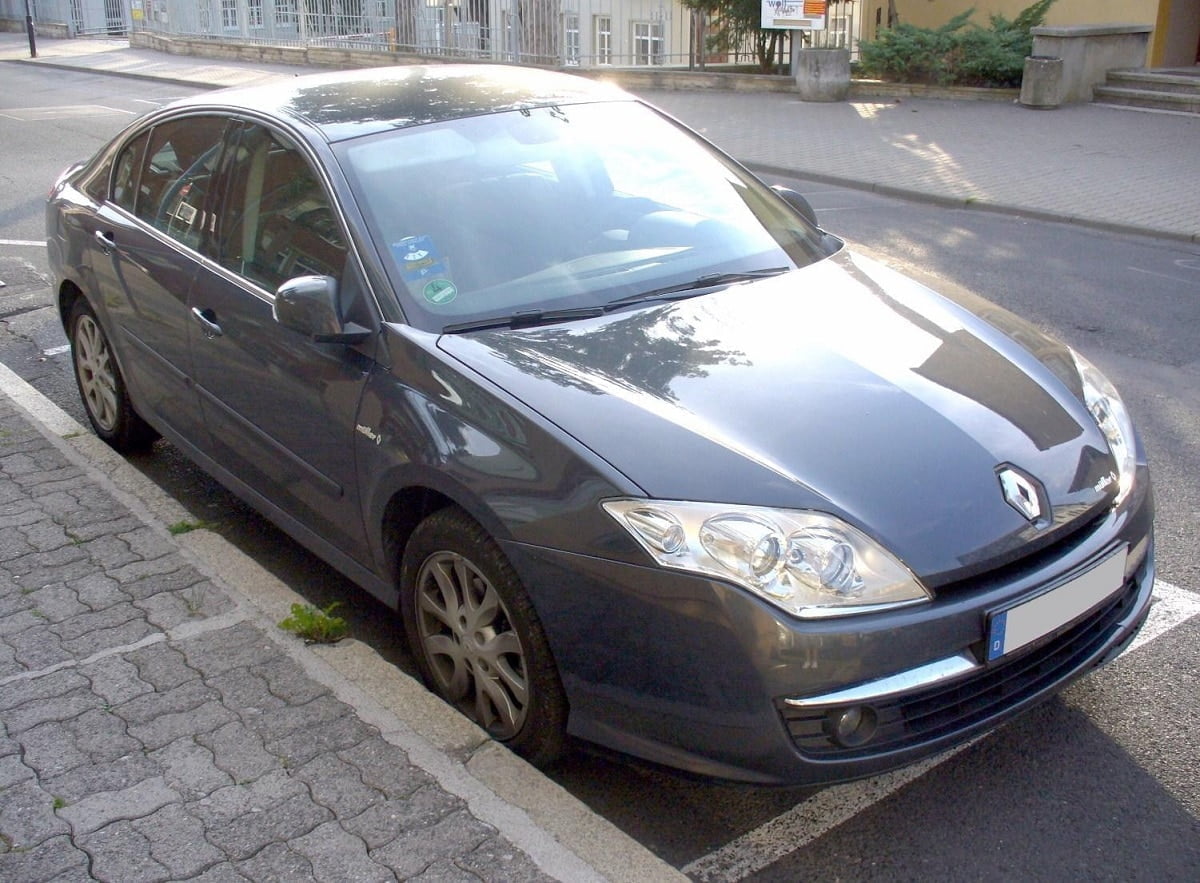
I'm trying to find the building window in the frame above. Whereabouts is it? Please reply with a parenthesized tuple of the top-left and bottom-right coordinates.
(632, 21, 663, 66)
(593, 16, 612, 65)
(277, 0, 298, 27)
(563, 13, 580, 66)
(248, 0, 264, 29)
(221, 0, 238, 30)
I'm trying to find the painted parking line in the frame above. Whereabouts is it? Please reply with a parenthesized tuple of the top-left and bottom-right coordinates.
(683, 579, 1199, 882)
(0, 239, 46, 247)
(0, 104, 137, 121)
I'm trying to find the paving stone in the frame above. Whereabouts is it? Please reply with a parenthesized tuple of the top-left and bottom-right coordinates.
(190, 771, 309, 828)
(0, 637, 19, 678)
(248, 693, 356, 743)
(0, 779, 71, 849)
(196, 721, 278, 784)
(59, 614, 158, 659)
(0, 499, 41, 530)
(204, 791, 332, 861)
(75, 534, 144, 573)
(289, 820, 393, 883)
(125, 642, 200, 692)
(294, 753, 383, 818)
(0, 834, 91, 882)
(207, 667, 285, 716)
(58, 775, 179, 836)
(127, 697, 237, 751)
(69, 572, 130, 612)
(181, 622, 282, 678)
(265, 712, 377, 769)
(79, 819, 171, 883)
(5, 623, 73, 669)
(108, 555, 194, 587)
(122, 567, 210, 602)
(136, 585, 232, 630)
(0, 686, 94, 735)
(343, 785, 466, 851)
(135, 803, 225, 878)
(61, 513, 142, 544)
(341, 737, 432, 800)
(0, 754, 34, 788)
(44, 749, 161, 804)
(188, 864, 252, 882)
(150, 737, 234, 799)
(65, 706, 142, 763)
(0, 667, 90, 712)
(9, 544, 93, 588)
(458, 837, 556, 883)
(23, 581, 87, 622)
(370, 809, 493, 879)
(82, 654, 154, 707)
(117, 678, 219, 726)
(19, 720, 91, 779)
(252, 654, 329, 706)
(51, 600, 146, 643)
(234, 841, 315, 881)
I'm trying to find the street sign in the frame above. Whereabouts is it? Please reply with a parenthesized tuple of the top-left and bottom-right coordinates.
(761, 0, 827, 31)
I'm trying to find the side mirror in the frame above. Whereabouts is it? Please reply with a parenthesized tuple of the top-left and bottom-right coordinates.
(771, 186, 819, 228)
(274, 275, 370, 344)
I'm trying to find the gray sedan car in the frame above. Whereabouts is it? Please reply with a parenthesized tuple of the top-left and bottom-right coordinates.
(46, 65, 1154, 784)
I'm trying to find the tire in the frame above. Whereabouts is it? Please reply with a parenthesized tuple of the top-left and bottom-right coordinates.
(68, 298, 157, 453)
(400, 507, 567, 767)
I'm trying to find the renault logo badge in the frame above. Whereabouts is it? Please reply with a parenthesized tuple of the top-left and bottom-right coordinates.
(998, 466, 1043, 523)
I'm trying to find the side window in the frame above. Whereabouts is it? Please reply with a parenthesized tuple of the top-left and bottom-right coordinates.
(134, 116, 229, 250)
(111, 132, 150, 213)
(216, 123, 347, 292)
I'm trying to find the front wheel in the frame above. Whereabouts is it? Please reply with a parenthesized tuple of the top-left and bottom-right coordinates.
(400, 507, 567, 767)
(68, 298, 157, 452)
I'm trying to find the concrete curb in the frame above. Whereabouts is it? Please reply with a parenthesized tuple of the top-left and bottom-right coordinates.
(0, 361, 686, 883)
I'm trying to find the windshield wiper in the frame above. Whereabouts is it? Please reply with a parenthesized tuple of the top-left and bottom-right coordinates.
(604, 267, 790, 311)
(442, 306, 604, 334)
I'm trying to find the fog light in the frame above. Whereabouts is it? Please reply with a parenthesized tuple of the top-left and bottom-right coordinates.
(825, 705, 878, 748)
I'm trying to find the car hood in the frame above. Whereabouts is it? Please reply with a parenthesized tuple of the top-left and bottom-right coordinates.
(437, 250, 1118, 582)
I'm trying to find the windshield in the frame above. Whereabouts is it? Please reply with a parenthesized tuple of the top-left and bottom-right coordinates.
(336, 99, 835, 332)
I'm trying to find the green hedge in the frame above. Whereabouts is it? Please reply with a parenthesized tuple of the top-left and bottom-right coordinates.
(858, 0, 1055, 88)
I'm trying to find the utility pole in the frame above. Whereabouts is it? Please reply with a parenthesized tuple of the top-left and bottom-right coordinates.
(24, 0, 37, 58)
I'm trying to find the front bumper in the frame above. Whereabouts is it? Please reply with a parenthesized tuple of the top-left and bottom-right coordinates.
(502, 483, 1155, 785)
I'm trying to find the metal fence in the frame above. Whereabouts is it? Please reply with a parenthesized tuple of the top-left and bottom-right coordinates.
(6, 0, 863, 68)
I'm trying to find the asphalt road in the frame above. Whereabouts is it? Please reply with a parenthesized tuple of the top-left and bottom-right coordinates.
(2, 65, 1198, 880)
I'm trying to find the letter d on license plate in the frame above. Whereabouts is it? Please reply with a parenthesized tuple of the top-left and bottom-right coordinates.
(986, 547, 1127, 662)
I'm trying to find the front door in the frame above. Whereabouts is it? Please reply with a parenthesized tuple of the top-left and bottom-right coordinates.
(186, 120, 375, 564)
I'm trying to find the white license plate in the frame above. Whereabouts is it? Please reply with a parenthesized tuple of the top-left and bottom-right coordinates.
(986, 547, 1128, 662)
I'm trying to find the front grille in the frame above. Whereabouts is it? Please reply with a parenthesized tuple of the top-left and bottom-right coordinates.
(779, 575, 1140, 758)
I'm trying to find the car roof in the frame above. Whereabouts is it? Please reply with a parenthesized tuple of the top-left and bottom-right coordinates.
(170, 64, 630, 142)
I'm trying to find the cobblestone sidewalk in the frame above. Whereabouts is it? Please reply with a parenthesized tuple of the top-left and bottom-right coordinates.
(0, 393, 555, 882)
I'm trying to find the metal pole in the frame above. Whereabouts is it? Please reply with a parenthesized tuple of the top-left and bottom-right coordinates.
(24, 0, 37, 58)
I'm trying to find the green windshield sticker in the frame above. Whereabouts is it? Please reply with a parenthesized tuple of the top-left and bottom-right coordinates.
(423, 278, 458, 305)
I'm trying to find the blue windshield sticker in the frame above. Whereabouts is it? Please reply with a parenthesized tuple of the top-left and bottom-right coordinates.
(392, 235, 450, 286)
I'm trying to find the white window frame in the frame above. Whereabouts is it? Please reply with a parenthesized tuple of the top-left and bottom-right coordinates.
(594, 15, 612, 66)
(631, 21, 664, 66)
(563, 13, 581, 66)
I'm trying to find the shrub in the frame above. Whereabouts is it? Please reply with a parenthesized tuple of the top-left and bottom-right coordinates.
(858, 0, 1055, 88)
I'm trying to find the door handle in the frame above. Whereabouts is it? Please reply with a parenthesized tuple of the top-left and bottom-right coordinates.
(93, 230, 115, 253)
(191, 307, 223, 339)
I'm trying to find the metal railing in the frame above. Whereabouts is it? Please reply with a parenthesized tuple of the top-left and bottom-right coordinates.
(127, 0, 754, 70)
(5, 0, 862, 69)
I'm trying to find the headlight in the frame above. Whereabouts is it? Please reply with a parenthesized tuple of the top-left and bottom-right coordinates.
(1071, 349, 1136, 506)
(602, 500, 929, 618)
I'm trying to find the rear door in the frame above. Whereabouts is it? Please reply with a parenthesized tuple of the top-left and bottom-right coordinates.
(186, 120, 376, 563)
(87, 115, 231, 446)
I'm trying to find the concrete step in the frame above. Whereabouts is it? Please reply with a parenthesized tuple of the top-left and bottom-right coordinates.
(1093, 86, 1200, 115)
(1104, 69, 1200, 96)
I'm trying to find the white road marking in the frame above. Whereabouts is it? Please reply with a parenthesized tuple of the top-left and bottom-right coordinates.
(1128, 266, 1200, 286)
(683, 579, 1198, 882)
(0, 239, 46, 247)
(0, 104, 136, 121)
(43, 345, 71, 357)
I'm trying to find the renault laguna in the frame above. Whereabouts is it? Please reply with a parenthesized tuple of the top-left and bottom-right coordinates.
(46, 66, 1154, 784)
